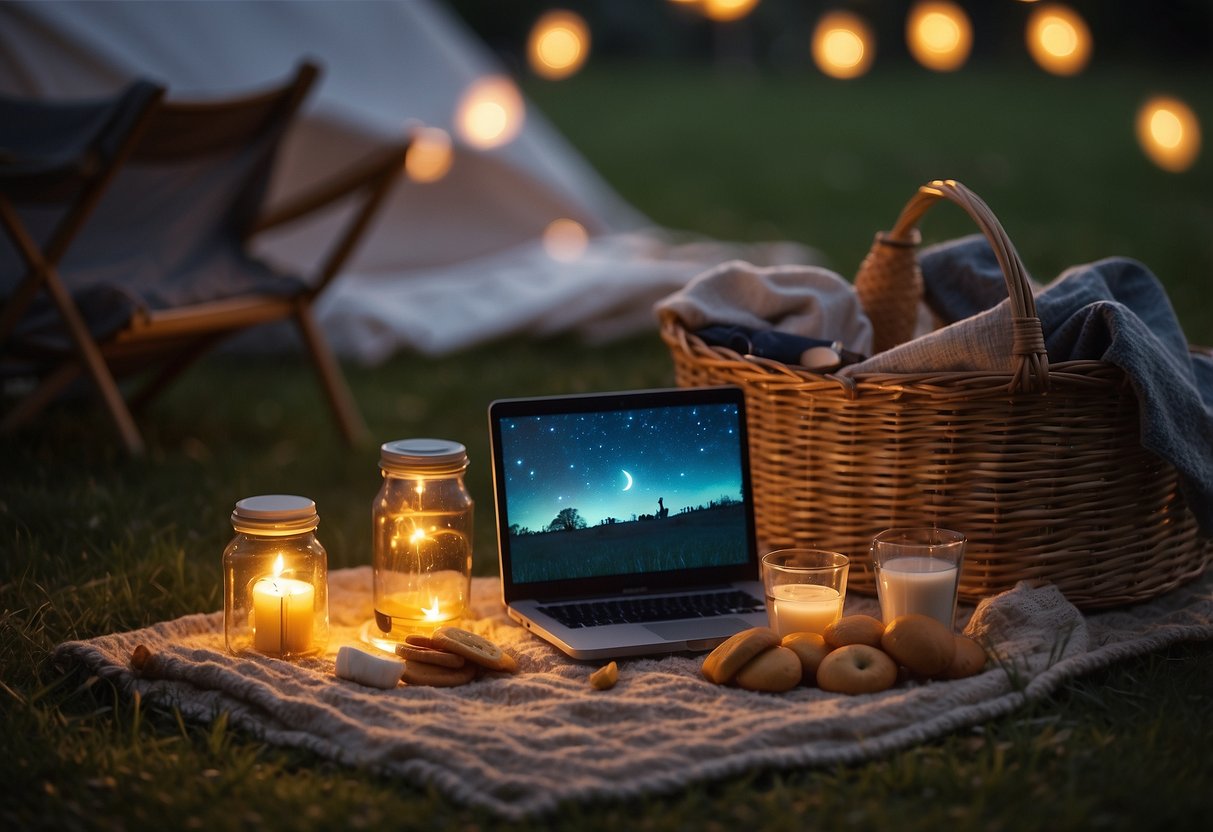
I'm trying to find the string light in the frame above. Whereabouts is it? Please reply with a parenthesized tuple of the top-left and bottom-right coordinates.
(1026, 4, 1092, 76)
(404, 126, 453, 184)
(907, 1, 972, 72)
(1137, 96, 1202, 173)
(528, 10, 590, 80)
(455, 76, 525, 150)
(812, 11, 875, 80)
(542, 219, 590, 262)
(701, 0, 761, 23)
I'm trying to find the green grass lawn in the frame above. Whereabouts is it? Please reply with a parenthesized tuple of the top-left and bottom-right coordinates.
(2, 63, 1212, 830)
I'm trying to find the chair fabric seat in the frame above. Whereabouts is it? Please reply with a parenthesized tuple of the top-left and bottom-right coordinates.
(1, 130, 308, 352)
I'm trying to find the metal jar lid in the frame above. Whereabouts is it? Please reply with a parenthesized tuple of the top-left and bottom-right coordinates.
(230, 494, 319, 535)
(379, 438, 468, 476)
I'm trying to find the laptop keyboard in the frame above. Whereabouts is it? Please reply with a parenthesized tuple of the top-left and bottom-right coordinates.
(538, 589, 765, 629)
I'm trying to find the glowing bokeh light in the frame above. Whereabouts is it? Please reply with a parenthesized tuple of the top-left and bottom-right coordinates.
(812, 11, 874, 80)
(1026, 4, 1092, 76)
(907, 1, 972, 72)
(455, 76, 525, 150)
(528, 10, 590, 80)
(1137, 96, 1202, 173)
(542, 218, 590, 263)
(701, 0, 761, 23)
(404, 126, 454, 184)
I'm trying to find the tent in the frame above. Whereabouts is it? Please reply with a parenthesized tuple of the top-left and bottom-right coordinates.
(0, 0, 814, 360)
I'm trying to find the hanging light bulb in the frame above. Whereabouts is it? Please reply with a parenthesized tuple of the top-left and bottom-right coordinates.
(907, 1, 972, 72)
(701, 0, 761, 23)
(404, 126, 454, 184)
(528, 10, 591, 80)
(812, 11, 875, 80)
(1026, 4, 1092, 76)
(542, 218, 590, 263)
(1137, 96, 1202, 173)
(455, 76, 526, 150)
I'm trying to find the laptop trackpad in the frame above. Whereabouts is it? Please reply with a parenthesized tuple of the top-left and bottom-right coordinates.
(643, 617, 750, 642)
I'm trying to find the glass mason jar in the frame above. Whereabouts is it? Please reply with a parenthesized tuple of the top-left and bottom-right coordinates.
(372, 439, 473, 645)
(223, 495, 329, 659)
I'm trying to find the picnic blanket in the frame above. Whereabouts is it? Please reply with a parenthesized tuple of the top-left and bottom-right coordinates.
(53, 566, 1213, 820)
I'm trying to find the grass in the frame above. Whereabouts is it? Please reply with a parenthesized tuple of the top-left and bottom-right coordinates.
(3, 62, 1212, 829)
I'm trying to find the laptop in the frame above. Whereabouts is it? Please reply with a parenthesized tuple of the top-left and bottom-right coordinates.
(487, 386, 768, 660)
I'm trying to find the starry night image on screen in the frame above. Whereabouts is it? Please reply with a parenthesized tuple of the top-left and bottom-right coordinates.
(499, 403, 750, 584)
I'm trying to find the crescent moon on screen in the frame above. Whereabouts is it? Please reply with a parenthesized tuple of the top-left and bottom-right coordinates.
(621, 470, 634, 491)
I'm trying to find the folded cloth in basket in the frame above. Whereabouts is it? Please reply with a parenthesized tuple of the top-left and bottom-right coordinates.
(654, 259, 874, 355)
(843, 234, 1213, 536)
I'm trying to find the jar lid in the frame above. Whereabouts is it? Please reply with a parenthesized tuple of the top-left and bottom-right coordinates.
(380, 438, 468, 475)
(231, 494, 319, 535)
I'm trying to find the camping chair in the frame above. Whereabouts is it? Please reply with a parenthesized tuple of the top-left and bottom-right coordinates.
(0, 61, 408, 454)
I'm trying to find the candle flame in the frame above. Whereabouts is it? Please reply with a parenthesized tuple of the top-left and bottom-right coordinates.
(410, 528, 427, 544)
(272, 553, 284, 579)
(422, 597, 443, 621)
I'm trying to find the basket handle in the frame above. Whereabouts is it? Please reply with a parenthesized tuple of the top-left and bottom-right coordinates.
(854, 179, 1050, 393)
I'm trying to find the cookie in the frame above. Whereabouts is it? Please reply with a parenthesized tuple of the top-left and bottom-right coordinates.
(400, 658, 478, 687)
(701, 626, 779, 685)
(733, 645, 802, 693)
(589, 660, 619, 690)
(404, 633, 440, 649)
(430, 626, 518, 673)
(395, 642, 467, 668)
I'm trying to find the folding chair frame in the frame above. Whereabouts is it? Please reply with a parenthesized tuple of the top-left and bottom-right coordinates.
(0, 64, 408, 454)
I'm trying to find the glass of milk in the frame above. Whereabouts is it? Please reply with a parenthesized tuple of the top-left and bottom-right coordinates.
(871, 528, 966, 630)
(761, 549, 850, 637)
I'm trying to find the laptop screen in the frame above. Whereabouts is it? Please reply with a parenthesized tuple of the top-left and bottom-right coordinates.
(489, 387, 758, 602)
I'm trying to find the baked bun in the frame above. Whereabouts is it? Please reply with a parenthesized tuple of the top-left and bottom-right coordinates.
(881, 614, 956, 677)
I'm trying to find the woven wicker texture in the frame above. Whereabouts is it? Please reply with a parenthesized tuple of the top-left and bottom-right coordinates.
(854, 229, 923, 353)
(660, 180, 1210, 609)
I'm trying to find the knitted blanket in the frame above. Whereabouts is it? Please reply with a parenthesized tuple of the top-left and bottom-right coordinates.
(53, 567, 1213, 819)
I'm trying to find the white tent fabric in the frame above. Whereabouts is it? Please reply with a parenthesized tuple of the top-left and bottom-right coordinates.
(0, 0, 817, 360)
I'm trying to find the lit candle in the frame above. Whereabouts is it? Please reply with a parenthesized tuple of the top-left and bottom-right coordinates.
(769, 583, 843, 636)
(253, 554, 315, 655)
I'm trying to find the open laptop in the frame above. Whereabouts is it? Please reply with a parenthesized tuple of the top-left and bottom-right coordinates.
(487, 386, 768, 660)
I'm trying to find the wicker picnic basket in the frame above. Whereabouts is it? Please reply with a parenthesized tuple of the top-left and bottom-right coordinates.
(659, 179, 1211, 610)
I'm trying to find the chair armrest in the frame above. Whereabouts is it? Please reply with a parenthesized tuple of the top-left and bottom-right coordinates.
(249, 141, 410, 235)
(247, 140, 410, 297)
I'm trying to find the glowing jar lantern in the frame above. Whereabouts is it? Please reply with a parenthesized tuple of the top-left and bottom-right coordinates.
(223, 495, 329, 659)
(372, 439, 473, 645)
